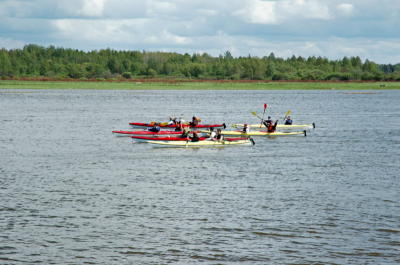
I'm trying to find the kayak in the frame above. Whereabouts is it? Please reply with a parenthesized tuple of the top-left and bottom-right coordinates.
(129, 122, 226, 129)
(131, 136, 249, 142)
(112, 130, 200, 136)
(132, 136, 206, 142)
(232, 123, 315, 129)
(146, 139, 254, 147)
(201, 130, 307, 136)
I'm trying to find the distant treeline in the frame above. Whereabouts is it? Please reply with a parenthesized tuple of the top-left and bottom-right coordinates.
(1, 44, 399, 81)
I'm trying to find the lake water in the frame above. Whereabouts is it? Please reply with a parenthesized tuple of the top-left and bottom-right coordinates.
(1, 89, 399, 264)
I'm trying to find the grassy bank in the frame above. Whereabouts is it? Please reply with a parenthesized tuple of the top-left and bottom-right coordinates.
(0, 80, 399, 90)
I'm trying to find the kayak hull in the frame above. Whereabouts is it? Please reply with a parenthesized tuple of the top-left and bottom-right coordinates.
(129, 122, 226, 129)
(203, 130, 307, 136)
(232, 123, 315, 129)
(112, 130, 196, 136)
(131, 136, 249, 142)
(132, 136, 202, 142)
(147, 139, 253, 147)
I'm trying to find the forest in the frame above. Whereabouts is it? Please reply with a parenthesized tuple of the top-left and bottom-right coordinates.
(1, 44, 399, 81)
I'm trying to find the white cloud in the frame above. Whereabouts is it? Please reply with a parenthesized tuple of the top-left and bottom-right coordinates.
(0, 37, 25, 49)
(78, 0, 106, 17)
(52, 18, 190, 46)
(0, 0, 399, 63)
(337, 3, 354, 16)
(234, 0, 278, 24)
(234, 0, 332, 25)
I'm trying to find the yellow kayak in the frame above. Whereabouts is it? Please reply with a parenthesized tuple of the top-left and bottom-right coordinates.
(202, 130, 307, 136)
(146, 139, 254, 147)
(232, 123, 315, 129)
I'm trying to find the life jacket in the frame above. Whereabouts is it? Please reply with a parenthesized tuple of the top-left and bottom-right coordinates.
(285, 119, 292, 125)
(191, 135, 200, 142)
(263, 120, 272, 127)
(149, 126, 160, 132)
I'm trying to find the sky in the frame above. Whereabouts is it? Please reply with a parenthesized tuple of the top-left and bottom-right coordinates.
(0, 0, 399, 64)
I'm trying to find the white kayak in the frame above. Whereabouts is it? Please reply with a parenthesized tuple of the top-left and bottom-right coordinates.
(232, 123, 315, 129)
(146, 139, 254, 147)
(202, 130, 307, 136)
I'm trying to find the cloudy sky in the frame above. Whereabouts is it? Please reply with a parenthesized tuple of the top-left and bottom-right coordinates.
(0, 0, 399, 63)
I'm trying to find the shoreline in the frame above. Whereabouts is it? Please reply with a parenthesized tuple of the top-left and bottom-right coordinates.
(0, 79, 399, 90)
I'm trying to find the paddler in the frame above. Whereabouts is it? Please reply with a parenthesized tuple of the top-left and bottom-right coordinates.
(167, 116, 177, 125)
(190, 132, 200, 142)
(148, 123, 161, 133)
(263, 116, 273, 127)
(284, 116, 293, 125)
(174, 121, 184, 131)
(267, 120, 278, 133)
(208, 127, 216, 139)
(215, 128, 224, 141)
(242, 123, 250, 133)
(189, 116, 200, 127)
(180, 127, 190, 138)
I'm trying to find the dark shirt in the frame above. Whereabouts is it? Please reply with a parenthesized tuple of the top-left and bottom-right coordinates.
(191, 135, 200, 142)
(284, 119, 292, 125)
(148, 126, 160, 132)
(263, 120, 272, 127)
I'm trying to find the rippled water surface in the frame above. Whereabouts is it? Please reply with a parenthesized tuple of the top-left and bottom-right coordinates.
(1, 89, 399, 264)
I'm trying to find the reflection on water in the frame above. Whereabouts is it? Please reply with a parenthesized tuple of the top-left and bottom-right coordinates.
(0, 89, 399, 264)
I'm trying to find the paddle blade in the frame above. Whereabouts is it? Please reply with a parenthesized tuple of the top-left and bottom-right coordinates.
(251, 111, 257, 116)
(264, 103, 267, 111)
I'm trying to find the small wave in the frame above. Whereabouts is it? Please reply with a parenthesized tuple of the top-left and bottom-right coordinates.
(190, 255, 219, 261)
(252, 231, 303, 238)
(0, 207, 16, 212)
(377, 228, 400, 234)
(0, 246, 17, 251)
(119, 251, 148, 255)
(202, 227, 246, 232)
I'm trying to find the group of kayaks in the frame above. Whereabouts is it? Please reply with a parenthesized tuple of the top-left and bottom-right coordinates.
(112, 119, 315, 148)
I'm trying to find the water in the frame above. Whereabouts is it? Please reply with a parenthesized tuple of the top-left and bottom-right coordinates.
(1, 89, 399, 264)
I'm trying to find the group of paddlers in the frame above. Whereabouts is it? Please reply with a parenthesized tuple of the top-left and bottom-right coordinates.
(180, 127, 224, 142)
(148, 116, 201, 133)
(168, 116, 201, 127)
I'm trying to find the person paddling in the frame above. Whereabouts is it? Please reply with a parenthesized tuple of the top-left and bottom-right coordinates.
(263, 116, 273, 127)
(208, 127, 216, 140)
(284, 116, 293, 125)
(180, 127, 190, 138)
(174, 121, 184, 131)
(267, 120, 278, 133)
(189, 116, 200, 127)
(242, 124, 250, 133)
(148, 123, 160, 133)
(167, 116, 177, 125)
(190, 132, 200, 142)
(215, 128, 224, 141)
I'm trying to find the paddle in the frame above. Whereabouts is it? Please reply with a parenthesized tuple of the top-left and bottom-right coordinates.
(283, 110, 292, 121)
(260, 103, 267, 128)
(251, 111, 263, 120)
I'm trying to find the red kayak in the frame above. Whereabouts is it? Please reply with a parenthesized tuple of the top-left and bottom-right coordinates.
(112, 130, 200, 136)
(129, 122, 226, 129)
(131, 136, 249, 142)
(132, 136, 206, 142)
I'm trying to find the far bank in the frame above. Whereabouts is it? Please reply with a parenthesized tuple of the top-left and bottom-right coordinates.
(0, 80, 399, 90)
